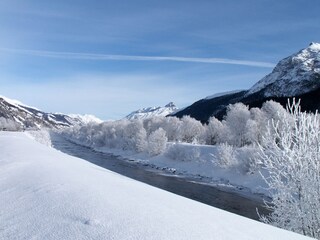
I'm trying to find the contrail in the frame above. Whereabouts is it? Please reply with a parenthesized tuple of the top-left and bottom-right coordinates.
(0, 48, 275, 68)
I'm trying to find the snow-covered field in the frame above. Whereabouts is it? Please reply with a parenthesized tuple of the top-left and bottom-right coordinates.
(0, 132, 313, 239)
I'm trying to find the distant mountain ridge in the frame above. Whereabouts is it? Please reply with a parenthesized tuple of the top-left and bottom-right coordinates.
(125, 102, 178, 120)
(172, 43, 320, 122)
(0, 95, 102, 130)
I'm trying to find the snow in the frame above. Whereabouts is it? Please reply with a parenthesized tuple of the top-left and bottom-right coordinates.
(247, 42, 320, 97)
(0, 95, 40, 111)
(205, 90, 244, 100)
(93, 142, 269, 197)
(68, 114, 103, 124)
(125, 102, 178, 120)
(0, 94, 102, 129)
(26, 130, 53, 147)
(0, 132, 312, 240)
(0, 95, 39, 116)
(309, 42, 320, 51)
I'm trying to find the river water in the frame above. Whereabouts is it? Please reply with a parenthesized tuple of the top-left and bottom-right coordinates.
(51, 134, 270, 221)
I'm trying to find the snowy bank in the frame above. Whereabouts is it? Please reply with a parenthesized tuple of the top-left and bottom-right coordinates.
(0, 132, 312, 240)
(83, 142, 269, 197)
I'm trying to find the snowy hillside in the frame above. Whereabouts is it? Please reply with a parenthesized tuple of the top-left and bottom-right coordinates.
(0, 132, 312, 240)
(68, 114, 103, 125)
(204, 90, 245, 100)
(125, 102, 178, 120)
(0, 95, 101, 129)
(248, 42, 320, 97)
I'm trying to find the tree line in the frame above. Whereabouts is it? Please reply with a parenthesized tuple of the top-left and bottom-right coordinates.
(62, 99, 320, 239)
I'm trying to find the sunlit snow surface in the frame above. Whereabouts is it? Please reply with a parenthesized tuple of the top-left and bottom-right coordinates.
(125, 102, 178, 120)
(204, 90, 245, 100)
(0, 95, 41, 111)
(68, 114, 103, 124)
(248, 42, 320, 97)
(0, 132, 313, 240)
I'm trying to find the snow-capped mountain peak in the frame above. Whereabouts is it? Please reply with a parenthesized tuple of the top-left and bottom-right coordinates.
(247, 42, 320, 97)
(0, 95, 102, 130)
(164, 102, 176, 108)
(125, 102, 178, 120)
(308, 42, 320, 51)
(0, 95, 41, 112)
(68, 114, 103, 125)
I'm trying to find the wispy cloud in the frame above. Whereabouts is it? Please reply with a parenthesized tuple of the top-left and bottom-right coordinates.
(0, 48, 275, 68)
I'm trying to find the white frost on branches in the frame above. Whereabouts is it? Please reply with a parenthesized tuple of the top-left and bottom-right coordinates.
(147, 128, 168, 156)
(60, 99, 320, 237)
(258, 99, 320, 238)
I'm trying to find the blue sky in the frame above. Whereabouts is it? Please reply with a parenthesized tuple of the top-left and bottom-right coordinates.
(0, 0, 319, 119)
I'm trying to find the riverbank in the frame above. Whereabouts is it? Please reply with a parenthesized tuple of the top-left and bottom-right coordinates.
(49, 132, 269, 219)
(1, 131, 311, 239)
(59, 131, 269, 198)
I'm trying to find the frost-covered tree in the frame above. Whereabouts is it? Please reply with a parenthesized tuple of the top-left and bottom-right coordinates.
(0, 117, 22, 131)
(110, 119, 130, 149)
(147, 128, 167, 156)
(261, 100, 286, 120)
(90, 123, 106, 147)
(162, 117, 182, 142)
(100, 121, 118, 148)
(258, 100, 320, 238)
(166, 143, 200, 161)
(244, 119, 259, 145)
(179, 116, 205, 143)
(205, 116, 224, 145)
(245, 107, 267, 145)
(123, 119, 147, 152)
(143, 117, 166, 136)
(212, 143, 238, 168)
(261, 100, 288, 129)
(224, 103, 250, 147)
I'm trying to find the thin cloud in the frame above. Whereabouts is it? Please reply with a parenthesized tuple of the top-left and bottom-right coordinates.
(0, 48, 275, 68)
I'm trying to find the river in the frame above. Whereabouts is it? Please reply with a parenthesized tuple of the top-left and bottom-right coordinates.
(51, 134, 270, 221)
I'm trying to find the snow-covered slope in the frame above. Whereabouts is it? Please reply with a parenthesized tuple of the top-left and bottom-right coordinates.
(204, 90, 245, 100)
(68, 114, 103, 125)
(125, 102, 178, 120)
(248, 42, 320, 97)
(0, 95, 101, 129)
(0, 132, 312, 240)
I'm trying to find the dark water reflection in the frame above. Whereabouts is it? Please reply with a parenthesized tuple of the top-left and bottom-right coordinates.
(51, 134, 270, 221)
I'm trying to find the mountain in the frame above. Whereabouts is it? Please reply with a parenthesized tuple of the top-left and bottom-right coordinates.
(247, 42, 320, 97)
(0, 95, 102, 130)
(125, 102, 178, 120)
(68, 114, 103, 125)
(172, 43, 320, 122)
(172, 91, 248, 121)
